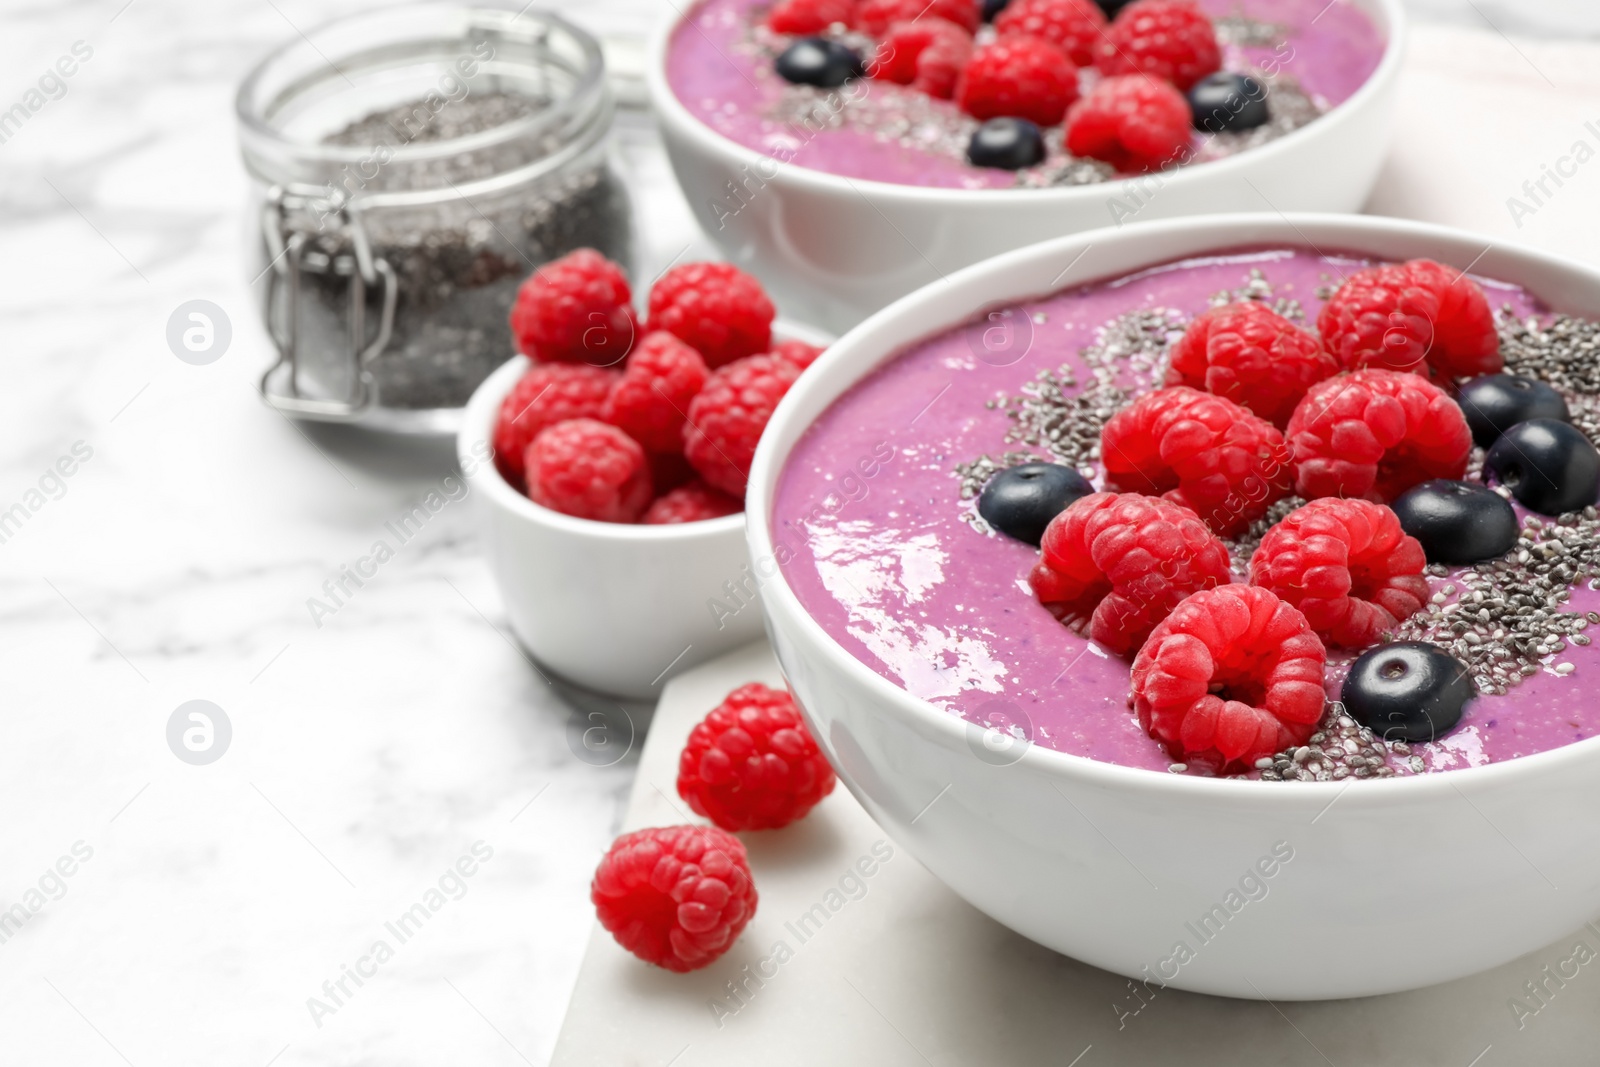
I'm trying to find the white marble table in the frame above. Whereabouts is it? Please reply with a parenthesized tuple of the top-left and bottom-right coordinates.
(0, 1, 1595, 1065)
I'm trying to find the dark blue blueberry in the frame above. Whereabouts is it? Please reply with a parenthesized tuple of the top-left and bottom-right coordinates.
(775, 38, 865, 88)
(978, 462, 1093, 545)
(982, 0, 1011, 21)
(966, 118, 1047, 170)
(1483, 418, 1600, 515)
(1390, 480, 1518, 565)
(1187, 73, 1270, 132)
(1342, 642, 1474, 743)
(1456, 373, 1570, 448)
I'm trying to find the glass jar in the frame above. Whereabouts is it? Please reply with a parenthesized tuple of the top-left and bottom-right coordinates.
(236, 3, 634, 434)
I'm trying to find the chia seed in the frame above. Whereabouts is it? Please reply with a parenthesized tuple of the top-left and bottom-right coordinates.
(1263, 705, 1396, 782)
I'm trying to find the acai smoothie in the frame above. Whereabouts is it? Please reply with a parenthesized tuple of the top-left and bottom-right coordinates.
(772, 248, 1600, 779)
(665, 0, 1387, 190)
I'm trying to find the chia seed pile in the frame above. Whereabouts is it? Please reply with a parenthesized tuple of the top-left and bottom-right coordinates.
(289, 91, 631, 410)
(741, 18, 1322, 189)
(954, 268, 1600, 781)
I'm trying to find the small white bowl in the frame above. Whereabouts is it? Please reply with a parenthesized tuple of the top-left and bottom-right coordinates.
(460, 324, 828, 701)
(648, 0, 1406, 333)
(747, 213, 1600, 999)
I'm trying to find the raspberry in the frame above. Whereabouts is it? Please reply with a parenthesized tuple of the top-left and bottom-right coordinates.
(1317, 259, 1501, 379)
(856, 0, 980, 36)
(956, 36, 1079, 127)
(493, 363, 620, 487)
(1131, 584, 1328, 774)
(509, 248, 637, 366)
(1100, 386, 1292, 537)
(1093, 0, 1220, 90)
(994, 0, 1106, 66)
(1029, 492, 1231, 656)
(601, 331, 710, 453)
(767, 0, 854, 34)
(1063, 75, 1191, 172)
(1167, 302, 1340, 427)
(768, 338, 826, 371)
(869, 18, 974, 99)
(677, 683, 837, 830)
(643, 481, 743, 524)
(1286, 369, 1473, 502)
(524, 418, 652, 523)
(647, 262, 776, 369)
(1249, 498, 1428, 648)
(591, 825, 757, 973)
(683, 354, 801, 497)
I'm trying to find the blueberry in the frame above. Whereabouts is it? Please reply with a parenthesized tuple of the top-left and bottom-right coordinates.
(978, 462, 1093, 545)
(1342, 642, 1474, 743)
(1390, 480, 1518, 565)
(1456, 373, 1570, 448)
(775, 38, 865, 88)
(1483, 418, 1600, 515)
(982, 0, 1011, 21)
(1187, 73, 1270, 132)
(967, 118, 1047, 170)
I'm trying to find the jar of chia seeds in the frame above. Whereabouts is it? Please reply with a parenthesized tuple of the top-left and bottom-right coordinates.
(236, 3, 633, 434)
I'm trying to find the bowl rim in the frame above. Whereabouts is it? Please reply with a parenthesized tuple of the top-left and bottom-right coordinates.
(645, 0, 1408, 205)
(457, 320, 832, 543)
(745, 211, 1600, 803)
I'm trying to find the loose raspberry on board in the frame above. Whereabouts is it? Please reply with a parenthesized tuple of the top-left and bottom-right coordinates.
(524, 418, 653, 523)
(592, 825, 758, 972)
(1166, 302, 1339, 427)
(1249, 498, 1429, 648)
(509, 249, 636, 366)
(1286, 369, 1473, 502)
(648, 262, 776, 369)
(1063, 74, 1192, 173)
(1029, 492, 1231, 656)
(677, 683, 837, 830)
(1132, 584, 1327, 774)
(1100, 386, 1292, 537)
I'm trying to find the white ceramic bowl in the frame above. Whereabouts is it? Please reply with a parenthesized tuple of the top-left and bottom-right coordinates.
(648, 0, 1406, 333)
(746, 213, 1600, 1000)
(461, 324, 829, 701)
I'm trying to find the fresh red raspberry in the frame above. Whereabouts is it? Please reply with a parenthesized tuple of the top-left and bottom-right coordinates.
(1029, 492, 1231, 656)
(1316, 259, 1502, 379)
(643, 481, 743, 524)
(683, 354, 801, 497)
(524, 418, 652, 523)
(856, 0, 980, 36)
(1093, 0, 1220, 90)
(509, 248, 637, 366)
(994, 0, 1106, 66)
(768, 338, 826, 371)
(767, 0, 854, 34)
(1063, 74, 1191, 172)
(1249, 498, 1428, 648)
(956, 36, 1079, 127)
(493, 363, 620, 487)
(1167, 302, 1340, 428)
(600, 331, 710, 453)
(647, 262, 776, 369)
(591, 824, 758, 973)
(1286, 369, 1472, 502)
(677, 683, 837, 830)
(1100, 386, 1292, 537)
(1132, 584, 1327, 774)
(869, 18, 974, 100)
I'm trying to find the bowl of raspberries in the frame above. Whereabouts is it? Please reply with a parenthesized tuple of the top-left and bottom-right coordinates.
(459, 249, 829, 700)
(745, 213, 1600, 998)
(648, 0, 1406, 331)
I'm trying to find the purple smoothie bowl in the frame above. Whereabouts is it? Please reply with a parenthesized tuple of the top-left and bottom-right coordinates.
(648, 0, 1406, 332)
(745, 214, 1600, 999)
